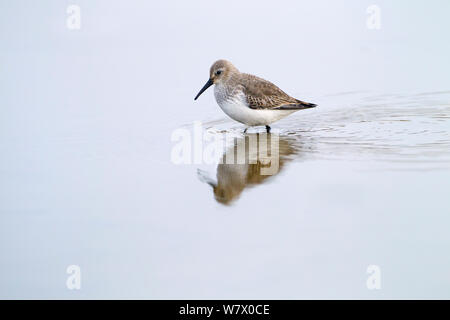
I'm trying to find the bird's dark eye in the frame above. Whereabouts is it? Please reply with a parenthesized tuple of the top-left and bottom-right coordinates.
(216, 70, 222, 75)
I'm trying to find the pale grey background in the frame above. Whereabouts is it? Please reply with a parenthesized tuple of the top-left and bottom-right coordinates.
(1, 0, 450, 299)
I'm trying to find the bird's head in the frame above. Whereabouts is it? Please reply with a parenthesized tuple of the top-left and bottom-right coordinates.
(194, 59, 239, 100)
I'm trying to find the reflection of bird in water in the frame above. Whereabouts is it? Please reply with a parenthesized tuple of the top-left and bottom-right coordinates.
(198, 133, 302, 205)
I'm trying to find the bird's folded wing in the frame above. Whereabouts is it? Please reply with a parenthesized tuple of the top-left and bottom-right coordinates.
(239, 74, 306, 110)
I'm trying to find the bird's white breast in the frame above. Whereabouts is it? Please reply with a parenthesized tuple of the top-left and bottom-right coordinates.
(213, 84, 295, 126)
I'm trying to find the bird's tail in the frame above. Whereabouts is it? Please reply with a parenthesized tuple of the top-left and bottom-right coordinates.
(275, 100, 317, 110)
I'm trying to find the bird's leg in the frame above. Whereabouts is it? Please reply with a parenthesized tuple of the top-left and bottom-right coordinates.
(243, 127, 248, 134)
(265, 125, 271, 133)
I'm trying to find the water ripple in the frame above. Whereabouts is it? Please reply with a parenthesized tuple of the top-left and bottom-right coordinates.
(199, 92, 450, 169)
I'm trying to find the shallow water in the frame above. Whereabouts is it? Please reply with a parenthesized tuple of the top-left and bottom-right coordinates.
(4, 90, 449, 299)
(200, 91, 450, 166)
(1, 1, 450, 299)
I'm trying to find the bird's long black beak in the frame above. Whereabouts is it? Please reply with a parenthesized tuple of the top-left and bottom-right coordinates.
(194, 79, 213, 100)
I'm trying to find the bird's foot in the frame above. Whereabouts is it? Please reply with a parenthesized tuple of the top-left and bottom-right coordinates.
(265, 125, 271, 133)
